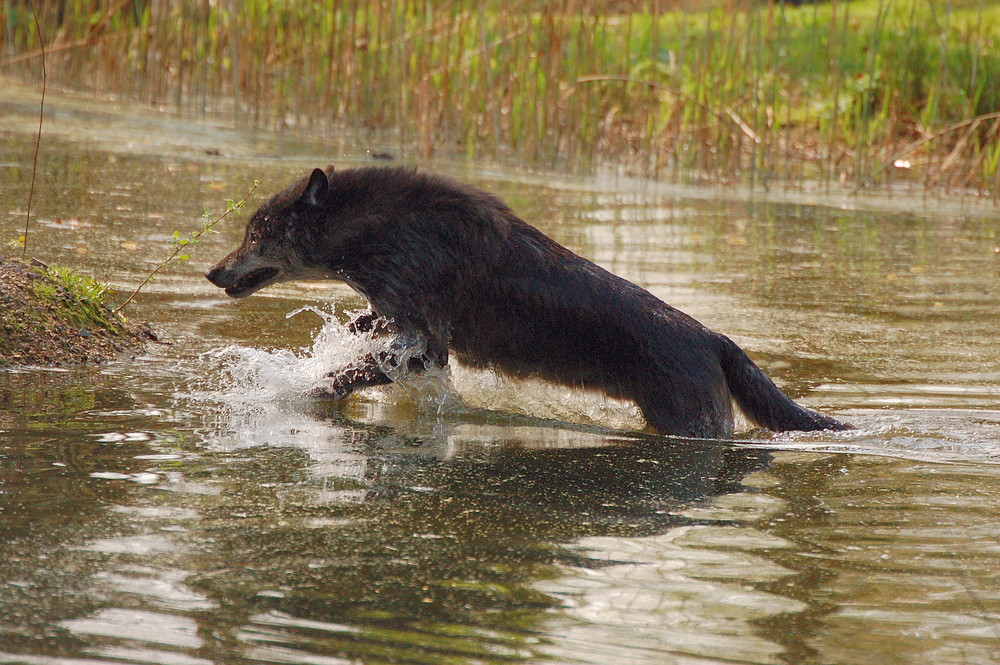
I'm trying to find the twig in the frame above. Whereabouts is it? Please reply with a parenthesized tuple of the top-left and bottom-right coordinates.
(0, 0, 133, 68)
(933, 118, 981, 189)
(21, 0, 46, 261)
(959, 117, 1000, 190)
(851, 110, 1000, 194)
(0, 32, 122, 68)
(113, 179, 261, 313)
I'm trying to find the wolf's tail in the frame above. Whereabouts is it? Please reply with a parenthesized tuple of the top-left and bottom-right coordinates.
(715, 334, 848, 432)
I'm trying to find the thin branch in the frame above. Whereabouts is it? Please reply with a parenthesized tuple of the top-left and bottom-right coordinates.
(21, 0, 46, 261)
(113, 180, 261, 314)
(0, 32, 123, 68)
(1, 0, 133, 68)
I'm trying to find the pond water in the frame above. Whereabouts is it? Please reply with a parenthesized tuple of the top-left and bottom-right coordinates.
(1, 87, 1000, 665)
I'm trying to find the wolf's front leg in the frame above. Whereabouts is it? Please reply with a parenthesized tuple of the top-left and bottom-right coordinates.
(346, 310, 392, 336)
(311, 311, 449, 400)
(313, 335, 442, 401)
(313, 361, 393, 399)
(312, 351, 436, 399)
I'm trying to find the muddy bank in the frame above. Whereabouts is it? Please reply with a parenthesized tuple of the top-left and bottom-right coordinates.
(0, 255, 155, 366)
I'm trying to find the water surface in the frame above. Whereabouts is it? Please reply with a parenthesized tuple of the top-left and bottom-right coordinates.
(1, 89, 999, 665)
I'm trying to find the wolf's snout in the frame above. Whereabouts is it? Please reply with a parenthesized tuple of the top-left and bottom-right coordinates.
(205, 256, 279, 298)
(205, 261, 233, 289)
(205, 264, 227, 287)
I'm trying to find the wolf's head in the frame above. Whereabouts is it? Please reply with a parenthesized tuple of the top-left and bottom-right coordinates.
(205, 168, 333, 298)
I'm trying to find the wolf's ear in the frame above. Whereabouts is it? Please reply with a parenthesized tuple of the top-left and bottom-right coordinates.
(302, 168, 329, 208)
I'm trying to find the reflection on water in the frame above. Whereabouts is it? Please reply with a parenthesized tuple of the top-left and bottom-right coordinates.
(1, 377, 775, 664)
(1, 90, 1000, 664)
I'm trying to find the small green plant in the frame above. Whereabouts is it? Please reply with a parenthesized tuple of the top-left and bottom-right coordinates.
(46, 265, 111, 305)
(113, 179, 261, 313)
(31, 264, 119, 331)
(30, 276, 57, 302)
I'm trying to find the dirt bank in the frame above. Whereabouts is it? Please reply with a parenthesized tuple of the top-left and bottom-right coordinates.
(0, 254, 155, 366)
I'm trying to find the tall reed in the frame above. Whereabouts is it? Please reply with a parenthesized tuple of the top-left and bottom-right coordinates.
(3, 0, 999, 195)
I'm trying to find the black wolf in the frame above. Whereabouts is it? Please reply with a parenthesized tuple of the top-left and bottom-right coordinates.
(206, 166, 847, 438)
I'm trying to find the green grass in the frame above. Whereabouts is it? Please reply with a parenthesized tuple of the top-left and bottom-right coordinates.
(4, 0, 1000, 194)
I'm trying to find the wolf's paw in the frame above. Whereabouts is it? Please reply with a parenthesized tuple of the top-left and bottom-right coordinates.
(308, 375, 355, 400)
(308, 386, 352, 400)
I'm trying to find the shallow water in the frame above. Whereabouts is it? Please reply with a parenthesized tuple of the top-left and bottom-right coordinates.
(1, 88, 999, 665)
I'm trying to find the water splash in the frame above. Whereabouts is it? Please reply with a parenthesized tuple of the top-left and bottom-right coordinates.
(193, 306, 431, 406)
(182, 307, 454, 449)
(182, 305, 1000, 464)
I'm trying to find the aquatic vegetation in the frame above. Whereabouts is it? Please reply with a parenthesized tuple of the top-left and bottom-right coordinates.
(3, 1, 1000, 195)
